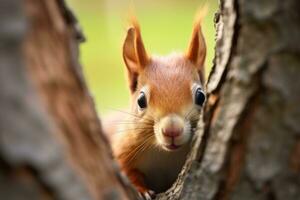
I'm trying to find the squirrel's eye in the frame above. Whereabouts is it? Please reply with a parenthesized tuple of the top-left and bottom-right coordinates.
(137, 92, 147, 109)
(195, 88, 205, 106)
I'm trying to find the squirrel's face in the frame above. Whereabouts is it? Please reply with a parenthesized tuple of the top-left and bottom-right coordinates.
(134, 55, 206, 151)
(122, 20, 206, 151)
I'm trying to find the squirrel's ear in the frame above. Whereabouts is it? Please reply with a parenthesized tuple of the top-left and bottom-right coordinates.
(186, 23, 206, 83)
(123, 25, 148, 93)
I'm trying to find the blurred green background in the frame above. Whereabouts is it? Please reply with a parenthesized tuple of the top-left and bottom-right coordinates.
(67, 0, 218, 115)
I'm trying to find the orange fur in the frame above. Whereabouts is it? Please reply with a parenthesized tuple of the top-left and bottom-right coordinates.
(109, 11, 207, 194)
(186, 8, 207, 83)
(126, 169, 148, 193)
(130, 16, 149, 64)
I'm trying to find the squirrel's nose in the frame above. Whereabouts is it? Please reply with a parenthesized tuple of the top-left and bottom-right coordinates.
(162, 127, 182, 138)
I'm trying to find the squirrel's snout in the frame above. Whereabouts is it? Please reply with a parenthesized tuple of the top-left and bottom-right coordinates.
(162, 127, 182, 138)
(159, 114, 184, 138)
(156, 114, 191, 151)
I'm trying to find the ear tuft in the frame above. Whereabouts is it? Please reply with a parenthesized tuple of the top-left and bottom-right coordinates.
(186, 8, 207, 84)
(123, 18, 148, 93)
(186, 24, 206, 69)
(123, 27, 139, 72)
(186, 7, 207, 69)
(130, 17, 148, 67)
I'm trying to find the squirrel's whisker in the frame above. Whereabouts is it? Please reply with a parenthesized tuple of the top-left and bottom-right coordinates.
(114, 128, 154, 134)
(126, 135, 154, 165)
(109, 109, 154, 123)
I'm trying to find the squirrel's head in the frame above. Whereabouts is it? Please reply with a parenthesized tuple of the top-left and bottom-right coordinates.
(122, 19, 206, 151)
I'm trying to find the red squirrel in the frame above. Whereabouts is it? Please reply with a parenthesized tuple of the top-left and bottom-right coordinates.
(104, 14, 206, 198)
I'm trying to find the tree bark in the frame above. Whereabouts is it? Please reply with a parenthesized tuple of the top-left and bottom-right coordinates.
(1, 0, 300, 199)
(0, 0, 138, 199)
(157, 0, 300, 199)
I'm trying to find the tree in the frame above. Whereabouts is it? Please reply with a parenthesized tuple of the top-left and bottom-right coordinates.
(157, 0, 300, 199)
(0, 0, 137, 199)
(1, 0, 299, 200)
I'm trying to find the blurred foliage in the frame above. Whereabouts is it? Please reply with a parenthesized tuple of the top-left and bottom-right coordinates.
(67, 0, 218, 114)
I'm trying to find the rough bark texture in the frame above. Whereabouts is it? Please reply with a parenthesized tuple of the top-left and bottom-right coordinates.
(0, 0, 138, 199)
(157, 0, 300, 199)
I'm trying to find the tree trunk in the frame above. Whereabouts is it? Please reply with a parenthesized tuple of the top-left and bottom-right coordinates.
(0, 0, 138, 199)
(157, 0, 300, 199)
(1, 0, 299, 200)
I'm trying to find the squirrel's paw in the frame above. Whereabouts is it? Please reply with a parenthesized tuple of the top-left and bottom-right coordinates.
(139, 190, 156, 200)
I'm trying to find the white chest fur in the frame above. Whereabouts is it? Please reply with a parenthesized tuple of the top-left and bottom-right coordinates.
(135, 143, 191, 193)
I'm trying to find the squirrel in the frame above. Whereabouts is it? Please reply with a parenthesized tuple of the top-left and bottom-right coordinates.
(104, 14, 206, 199)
